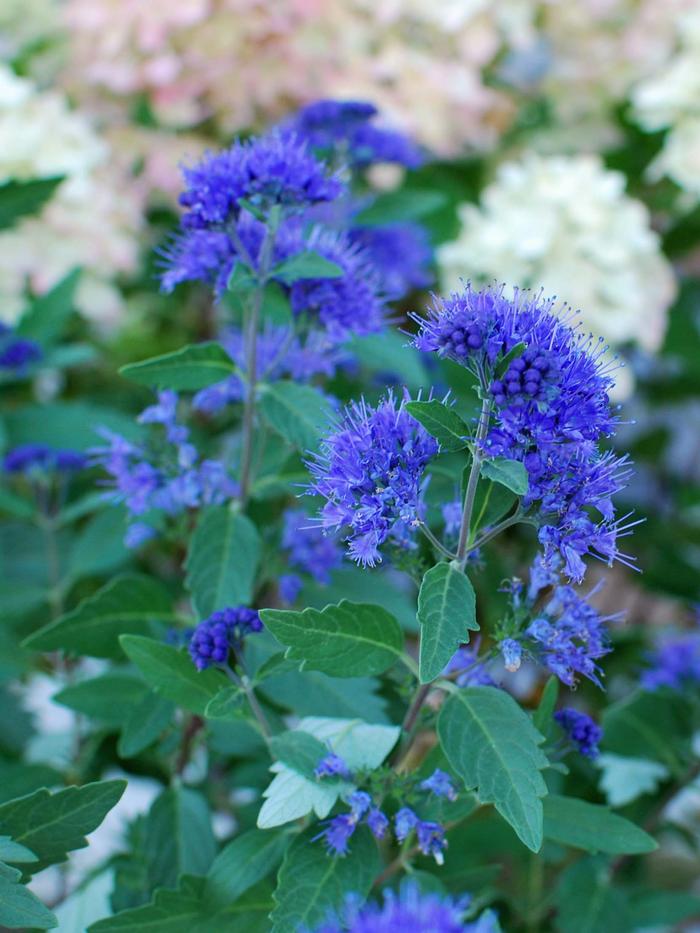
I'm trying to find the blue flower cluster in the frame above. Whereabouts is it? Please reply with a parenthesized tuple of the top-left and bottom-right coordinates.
(412, 284, 634, 583)
(443, 644, 495, 687)
(0, 324, 42, 375)
(285, 99, 424, 169)
(554, 708, 602, 759)
(307, 392, 439, 566)
(188, 606, 262, 671)
(279, 508, 343, 603)
(349, 222, 432, 300)
(92, 390, 236, 546)
(3, 444, 87, 474)
(641, 629, 700, 691)
(310, 883, 498, 933)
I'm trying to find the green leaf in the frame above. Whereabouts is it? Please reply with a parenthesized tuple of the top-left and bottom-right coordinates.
(269, 731, 329, 780)
(144, 788, 216, 890)
(438, 686, 548, 851)
(66, 505, 130, 582)
(554, 858, 630, 933)
(185, 507, 261, 619)
(16, 269, 79, 347)
(0, 864, 57, 929)
(543, 795, 657, 854)
(117, 692, 174, 757)
(120, 343, 236, 390)
(532, 676, 559, 734)
(602, 689, 692, 772)
(0, 837, 37, 863)
(628, 890, 700, 928)
(262, 282, 292, 325)
(353, 188, 446, 226)
(0, 176, 63, 230)
(405, 400, 470, 452)
(259, 381, 333, 451)
(270, 827, 379, 933)
(481, 458, 529, 496)
(417, 562, 478, 683)
(0, 487, 35, 519)
(24, 575, 176, 659)
(349, 331, 430, 390)
(272, 250, 343, 284)
(53, 674, 148, 726)
(205, 829, 288, 910)
(120, 636, 227, 715)
(260, 601, 404, 677)
(596, 754, 669, 807)
(468, 474, 517, 535)
(494, 342, 526, 378)
(260, 670, 389, 723)
(0, 780, 126, 874)
(203, 685, 246, 721)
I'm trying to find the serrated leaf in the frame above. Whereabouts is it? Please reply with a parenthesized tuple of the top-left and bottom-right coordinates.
(204, 685, 245, 721)
(144, 788, 216, 890)
(596, 754, 669, 808)
(117, 692, 174, 757)
(260, 601, 404, 677)
(0, 837, 37, 863)
(554, 858, 630, 933)
(269, 731, 329, 780)
(0, 780, 126, 874)
(120, 636, 227, 715)
(543, 795, 657, 854)
(417, 562, 478, 683)
(24, 575, 176, 659)
(185, 507, 261, 619)
(120, 343, 236, 390)
(259, 381, 333, 451)
(0, 866, 57, 929)
(481, 458, 528, 496)
(272, 250, 343, 284)
(405, 400, 470, 452)
(0, 176, 63, 230)
(205, 829, 288, 909)
(15, 269, 79, 347)
(270, 827, 379, 933)
(438, 686, 548, 851)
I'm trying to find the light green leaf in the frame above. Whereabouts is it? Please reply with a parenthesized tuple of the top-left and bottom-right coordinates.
(481, 458, 529, 496)
(554, 858, 629, 933)
(438, 686, 548, 852)
(0, 780, 126, 874)
(24, 575, 175, 659)
(596, 754, 669, 808)
(417, 561, 478, 683)
(543, 795, 657, 854)
(272, 250, 343, 284)
(205, 829, 288, 910)
(144, 788, 216, 890)
(16, 269, 79, 347)
(120, 635, 227, 715)
(117, 691, 174, 757)
(269, 730, 329, 780)
(185, 507, 261, 619)
(260, 601, 404, 677)
(120, 343, 236, 390)
(405, 400, 470, 452)
(270, 827, 379, 933)
(0, 176, 63, 230)
(0, 865, 57, 929)
(259, 381, 333, 451)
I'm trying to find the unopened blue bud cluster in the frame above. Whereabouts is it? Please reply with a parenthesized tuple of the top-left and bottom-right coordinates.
(188, 606, 262, 671)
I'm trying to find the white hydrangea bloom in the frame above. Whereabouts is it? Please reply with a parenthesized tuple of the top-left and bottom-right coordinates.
(0, 66, 142, 327)
(437, 154, 675, 363)
(632, 9, 700, 198)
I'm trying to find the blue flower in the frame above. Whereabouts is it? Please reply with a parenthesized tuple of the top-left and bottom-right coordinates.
(315, 752, 352, 780)
(366, 808, 390, 840)
(443, 644, 495, 687)
(641, 630, 700, 691)
(0, 324, 42, 374)
(411, 284, 634, 583)
(500, 638, 522, 672)
(315, 812, 358, 857)
(3, 444, 87, 474)
(393, 807, 419, 842)
(176, 131, 344, 233)
(349, 223, 433, 299)
(188, 606, 262, 671)
(308, 392, 438, 567)
(419, 769, 458, 801)
(554, 708, 602, 759)
(281, 508, 343, 588)
(393, 807, 447, 864)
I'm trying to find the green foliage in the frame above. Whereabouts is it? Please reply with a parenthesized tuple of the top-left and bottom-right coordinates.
(405, 400, 471, 451)
(417, 561, 478, 682)
(480, 457, 529, 496)
(260, 601, 404, 677)
(204, 829, 288, 909)
(143, 787, 216, 890)
(438, 686, 549, 851)
(543, 795, 657, 854)
(120, 343, 237, 390)
(258, 381, 333, 451)
(554, 858, 629, 933)
(0, 861, 57, 930)
(16, 269, 80, 347)
(0, 176, 63, 230)
(271, 250, 344, 283)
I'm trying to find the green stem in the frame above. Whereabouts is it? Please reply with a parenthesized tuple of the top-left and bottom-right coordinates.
(456, 396, 492, 569)
(226, 664, 273, 746)
(417, 522, 457, 561)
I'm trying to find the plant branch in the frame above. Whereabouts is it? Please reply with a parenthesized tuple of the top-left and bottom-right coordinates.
(456, 396, 492, 569)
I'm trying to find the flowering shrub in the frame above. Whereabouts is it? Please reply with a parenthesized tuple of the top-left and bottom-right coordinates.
(2, 6, 700, 929)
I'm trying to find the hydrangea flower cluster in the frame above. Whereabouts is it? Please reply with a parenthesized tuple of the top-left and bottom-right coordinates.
(0, 324, 42, 374)
(307, 392, 439, 567)
(310, 882, 498, 933)
(279, 508, 343, 604)
(554, 708, 602, 759)
(641, 630, 700, 691)
(412, 284, 634, 583)
(3, 444, 87, 475)
(92, 390, 236, 546)
(188, 606, 262, 671)
(286, 99, 424, 169)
